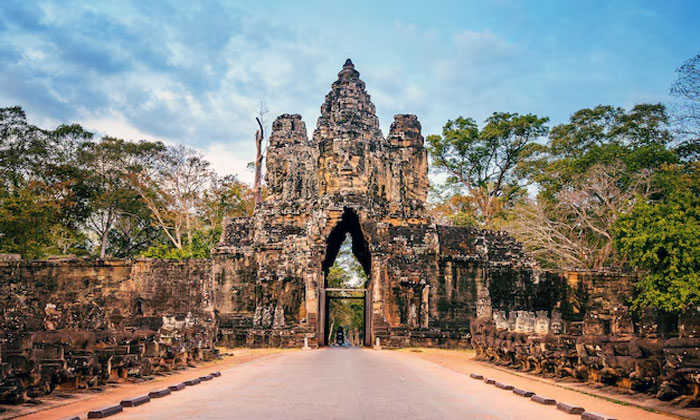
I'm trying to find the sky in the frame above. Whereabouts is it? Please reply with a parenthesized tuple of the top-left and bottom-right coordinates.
(1, 0, 698, 183)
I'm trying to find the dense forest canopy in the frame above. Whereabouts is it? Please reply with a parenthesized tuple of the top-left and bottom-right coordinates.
(0, 106, 253, 259)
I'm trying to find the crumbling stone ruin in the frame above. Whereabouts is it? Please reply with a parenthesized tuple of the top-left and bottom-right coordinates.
(0, 258, 216, 404)
(212, 59, 536, 348)
(471, 301, 700, 407)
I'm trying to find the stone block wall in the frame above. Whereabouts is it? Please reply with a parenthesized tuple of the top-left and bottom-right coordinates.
(471, 277, 700, 407)
(0, 258, 215, 403)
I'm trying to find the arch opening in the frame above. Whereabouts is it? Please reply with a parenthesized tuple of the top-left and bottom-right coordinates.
(322, 208, 370, 282)
(319, 208, 372, 347)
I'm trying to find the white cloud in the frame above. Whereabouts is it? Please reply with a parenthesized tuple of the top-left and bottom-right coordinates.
(202, 142, 255, 184)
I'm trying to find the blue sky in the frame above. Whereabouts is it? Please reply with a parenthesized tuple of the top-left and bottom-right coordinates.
(1, 0, 698, 182)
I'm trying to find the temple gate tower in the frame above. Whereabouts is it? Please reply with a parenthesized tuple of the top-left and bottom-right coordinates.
(212, 60, 533, 348)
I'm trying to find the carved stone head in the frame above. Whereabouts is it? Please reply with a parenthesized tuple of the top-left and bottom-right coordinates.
(535, 311, 550, 335)
(550, 310, 564, 334)
(611, 305, 634, 336)
(508, 311, 517, 331)
(583, 311, 606, 336)
(493, 310, 509, 330)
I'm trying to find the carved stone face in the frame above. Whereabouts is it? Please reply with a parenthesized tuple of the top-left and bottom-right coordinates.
(611, 305, 634, 336)
(524, 312, 536, 334)
(493, 310, 509, 330)
(583, 311, 606, 336)
(680, 306, 700, 338)
(550, 310, 563, 334)
(535, 311, 550, 335)
(639, 308, 658, 338)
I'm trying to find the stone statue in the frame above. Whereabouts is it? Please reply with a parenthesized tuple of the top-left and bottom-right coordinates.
(508, 311, 516, 331)
(611, 305, 634, 336)
(273, 305, 285, 329)
(476, 286, 492, 319)
(524, 311, 536, 334)
(638, 308, 658, 338)
(493, 310, 508, 330)
(679, 306, 700, 337)
(550, 310, 564, 334)
(535, 311, 550, 335)
(583, 311, 605, 336)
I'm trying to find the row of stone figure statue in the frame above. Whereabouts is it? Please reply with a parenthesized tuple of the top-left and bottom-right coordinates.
(492, 309, 565, 335)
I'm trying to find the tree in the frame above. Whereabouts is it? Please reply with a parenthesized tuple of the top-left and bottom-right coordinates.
(200, 174, 255, 250)
(427, 112, 549, 226)
(524, 104, 676, 201)
(614, 163, 700, 312)
(505, 104, 680, 269)
(253, 102, 268, 206)
(0, 107, 93, 258)
(500, 164, 654, 269)
(132, 145, 212, 252)
(81, 137, 165, 258)
(106, 201, 163, 258)
(670, 53, 700, 139)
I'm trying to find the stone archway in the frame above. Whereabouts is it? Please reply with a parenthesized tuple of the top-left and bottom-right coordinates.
(319, 208, 372, 346)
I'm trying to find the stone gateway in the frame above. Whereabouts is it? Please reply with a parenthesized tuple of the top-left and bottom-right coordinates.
(212, 59, 534, 348)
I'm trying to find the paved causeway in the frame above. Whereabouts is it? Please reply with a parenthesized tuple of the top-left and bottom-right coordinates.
(117, 348, 575, 420)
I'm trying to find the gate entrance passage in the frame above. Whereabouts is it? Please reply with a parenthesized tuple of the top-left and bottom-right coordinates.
(319, 208, 371, 347)
(326, 289, 366, 346)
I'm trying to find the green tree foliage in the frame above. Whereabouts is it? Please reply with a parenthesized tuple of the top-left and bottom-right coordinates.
(0, 107, 93, 257)
(0, 106, 254, 259)
(427, 112, 549, 226)
(502, 104, 679, 269)
(81, 137, 166, 258)
(614, 163, 700, 312)
(524, 104, 677, 200)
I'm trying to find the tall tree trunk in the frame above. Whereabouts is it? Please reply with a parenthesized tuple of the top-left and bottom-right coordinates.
(254, 117, 264, 205)
(99, 209, 114, 259)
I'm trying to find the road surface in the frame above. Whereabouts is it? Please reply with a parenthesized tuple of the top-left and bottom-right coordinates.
(116, 348, 576, 420)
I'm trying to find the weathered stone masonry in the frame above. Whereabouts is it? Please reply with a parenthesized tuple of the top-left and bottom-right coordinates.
(0, 258, 215, 403)
(212, 59, 540, 348)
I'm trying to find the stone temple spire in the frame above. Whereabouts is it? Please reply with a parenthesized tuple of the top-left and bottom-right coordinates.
(313, 59, 382, 142)
(337, 58, 360, 81)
